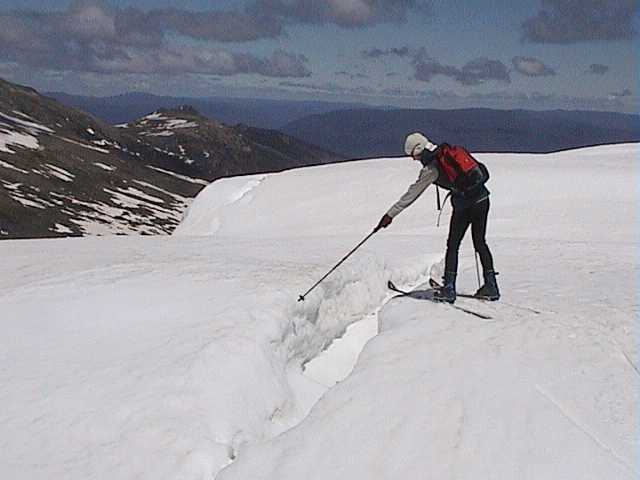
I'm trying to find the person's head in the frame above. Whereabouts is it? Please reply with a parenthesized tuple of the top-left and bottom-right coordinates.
(404, 132, 437, 160)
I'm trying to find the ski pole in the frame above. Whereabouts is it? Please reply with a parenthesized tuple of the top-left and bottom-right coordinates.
(298, 229, 378, 301)
(474, 251, 481, 289)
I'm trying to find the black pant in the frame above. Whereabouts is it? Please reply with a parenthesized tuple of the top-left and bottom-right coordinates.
(445, 198, 494, 274)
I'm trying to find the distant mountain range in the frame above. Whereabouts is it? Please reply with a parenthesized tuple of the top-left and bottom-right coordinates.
(281, 108, 640, 158)
(47, 91, 363, 130)
(0, 78, 342, 239)
(48, 92, 640, 158)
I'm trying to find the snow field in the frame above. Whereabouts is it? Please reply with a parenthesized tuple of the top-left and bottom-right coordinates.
(0, 143, 637, 480)
(214, 144, 639, 479)
(0, 233, 434, 479)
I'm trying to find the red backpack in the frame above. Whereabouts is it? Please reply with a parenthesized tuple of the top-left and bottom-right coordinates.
(437, 145, 479, 183)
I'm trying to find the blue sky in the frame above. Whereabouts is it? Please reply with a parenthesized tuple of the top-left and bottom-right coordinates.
(0, 0, 637, 112)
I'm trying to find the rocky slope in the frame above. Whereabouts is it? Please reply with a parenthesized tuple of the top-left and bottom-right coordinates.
(0, 78, 341, 239)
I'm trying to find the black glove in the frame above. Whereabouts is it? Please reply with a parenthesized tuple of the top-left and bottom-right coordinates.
(375, 214, 392, 231)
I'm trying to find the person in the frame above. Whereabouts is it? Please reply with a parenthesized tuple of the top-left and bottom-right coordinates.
(375, 132, 499, 303)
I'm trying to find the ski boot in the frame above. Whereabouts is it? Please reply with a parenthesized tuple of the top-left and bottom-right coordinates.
(433, 271, 456, 303)
(475, 271, 500, 301)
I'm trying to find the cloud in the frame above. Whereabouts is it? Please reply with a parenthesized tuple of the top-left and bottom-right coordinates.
(65, 1, 118, 39)
(250, 0, 426, 28)
(279, 80, 377, 97)
(464, 89, 636, 112)
(587, 63, 609, 75)
(0, 1, 308, 77)
(375, 87, 636, 112)
(279, 81, 349, 94)
(362, 46, 411, 58)
(336, 71, 370, 79)
(379, 86, 457, 99)
(14, 65, 635, 113)
(247, 50, 311, 77)
(98, 47, 311, 77)
(413, 54, 511, 86)
(145, 8, 283, 43)
(512, 56, 556, 76)
(608, 88, 633, 99)
(522, 0, 637, 43)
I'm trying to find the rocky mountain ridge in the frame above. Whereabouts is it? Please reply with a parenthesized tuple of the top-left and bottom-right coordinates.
(0, 78, 342, 239)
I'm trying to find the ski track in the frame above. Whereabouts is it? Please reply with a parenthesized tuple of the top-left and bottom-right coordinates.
(620, 350, 640, 379)
(535, 384, 636, 476)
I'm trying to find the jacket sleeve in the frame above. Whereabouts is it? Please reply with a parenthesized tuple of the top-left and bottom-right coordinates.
(386, 165, 438, 218)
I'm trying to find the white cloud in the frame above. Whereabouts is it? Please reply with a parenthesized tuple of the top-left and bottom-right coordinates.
(512, 57, 556, 77)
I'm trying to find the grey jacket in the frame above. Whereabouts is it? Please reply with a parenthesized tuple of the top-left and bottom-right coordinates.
(385, 163, 438, 218)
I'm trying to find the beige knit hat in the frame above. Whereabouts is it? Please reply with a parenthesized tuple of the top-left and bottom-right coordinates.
(404, 132, 438, 156)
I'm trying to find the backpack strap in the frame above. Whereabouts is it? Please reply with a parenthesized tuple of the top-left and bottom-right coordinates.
(436, 145, 466, 183)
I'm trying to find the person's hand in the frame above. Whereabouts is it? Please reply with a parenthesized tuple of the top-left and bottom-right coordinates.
(375, 214, 392, 231)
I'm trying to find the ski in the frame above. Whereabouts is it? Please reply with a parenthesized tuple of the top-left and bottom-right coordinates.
(428, 278, 541, 315)
(387, 280, 492, 320)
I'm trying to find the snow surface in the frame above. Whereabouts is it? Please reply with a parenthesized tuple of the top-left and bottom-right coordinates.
(0, 144, 637, 480)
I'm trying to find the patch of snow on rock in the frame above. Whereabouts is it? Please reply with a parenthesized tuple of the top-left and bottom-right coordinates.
(51, 223, 74, 234)
(45, 164, 75, 182)
(116, 187, 165, 204)
(0, 111, 54, 133)
(147, 165, 209, 186)
(0, 158, 30, 173)
(93, 162, 116, 171)
(0, 128, 40, 154)
(59, 137, 110, 154)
